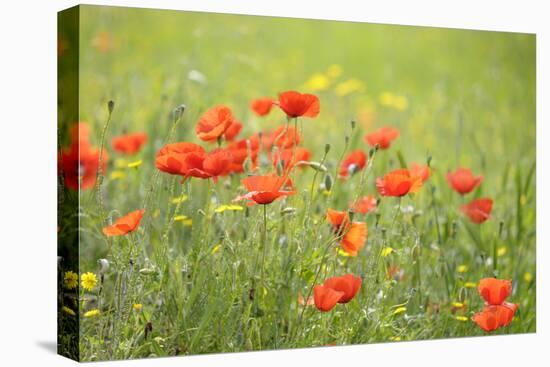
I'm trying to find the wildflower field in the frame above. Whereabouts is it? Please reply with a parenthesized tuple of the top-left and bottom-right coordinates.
(57, 5, 536, 361)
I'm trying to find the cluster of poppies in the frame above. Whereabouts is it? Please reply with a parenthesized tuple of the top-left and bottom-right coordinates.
(472, 278, 518, 331)
(447, 168, 493, 224)
(63, 89, 516, 332)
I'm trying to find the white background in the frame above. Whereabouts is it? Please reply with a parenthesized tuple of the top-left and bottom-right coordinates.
(0, 0, 546, 365)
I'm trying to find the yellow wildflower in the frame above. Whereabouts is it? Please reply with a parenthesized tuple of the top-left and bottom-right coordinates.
(110, 170, 126, 180)
(81, 272, 98, 291)
(64, 271, 78, 289)
(127, 159, 142, 168)
(335, 78, 365, 96)
(114, 158, 127, 168)
(174, 215, 193, 226)
(336, 248, 351, 257)
(133, 304, 143, 312)
(393, 306, 407, 315)
(524, 272, 533, 282)
(381, 247, 394, 257)
(211, 244, 222, 254)
(464, 282, 477, 288)
(84, 309, 100, 318)
(452, 302, 464, 309)
(455, 316, 468, 322)
(457, 265, 468, 273)
(304, 73, 330, 91)
(214, 204, 244, 213)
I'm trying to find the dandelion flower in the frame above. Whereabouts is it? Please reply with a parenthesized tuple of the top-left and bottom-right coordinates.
(64, 271, 78, 290)
(133, 304, 143, 312)
(81, 272, 98, 291)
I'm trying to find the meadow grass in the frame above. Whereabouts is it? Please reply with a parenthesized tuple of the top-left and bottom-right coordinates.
(58, 5, 535, 361)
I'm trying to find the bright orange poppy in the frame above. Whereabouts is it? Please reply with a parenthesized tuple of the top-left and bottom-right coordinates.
(339, 150, 367, 178)
(461, 198, 493, 224)
(276, 91, 320, 118)
(233, 174, 296, 205)
(223, 120, 243, 142)
(112, 132, 148, 154)
(351, 195, 377, 214)
(202, 149, 234, 180)
(410, 163, 431, 183)
(376, 168, 422, 197)
(250, 97, 273, 116)
(102, 209, 145, 237)
(478, 278, 512, 305)
(472, 303, 518, 332)
(313, 285, 344, 312)
(155, 143, 205, 176)
(195, 105, 237, 142)
(323, 274, 362, 304)
(326, 208, 367, 256)
(364, 127, 400, 149)
(446, 167, 483, 195)
(59, 122, 107, 190)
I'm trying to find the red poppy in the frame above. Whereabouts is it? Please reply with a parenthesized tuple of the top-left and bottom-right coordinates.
(461, 198, 493, 224)
(112, 132, 148, 154)
(272, 147, 311, 171)
(250, 97, 273, 116)
(364, 127, 400, 149)
(472, 303, 518, 332)
(446, 167, 483, 195)
(102, 209, 145, 237)
(410, 163, 431, 183)
(233, 174, 296, 205)
(313, 285, 344, 312)
(376, 168, 422, 197)
(326, 208, 368, 256)
(478, 278, 512, 305)
(276, 91, 320, 118)
(323, 274, 362, 303)
(351, 195, 377, 214)
(173, 149, 233, 182)
(195, 105, 237, 142)
(155, 143, 205, 176)
(339, 150, 367, 178)
(59, 123, 108, 190)
(202, 149, 234, 180)
(224, 120, 243, 141)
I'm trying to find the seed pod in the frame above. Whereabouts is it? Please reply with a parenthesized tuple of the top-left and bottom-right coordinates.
(324, 143, 331, 154)
(324, 173, 333, 192)
(107, 100, 115, 114)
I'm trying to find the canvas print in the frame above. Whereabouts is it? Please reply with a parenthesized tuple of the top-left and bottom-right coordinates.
(57, 5, 536, 362)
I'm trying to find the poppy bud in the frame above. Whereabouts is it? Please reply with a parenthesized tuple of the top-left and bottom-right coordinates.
(368, 148, 375, 158)
(350, 120, 356, 130)
(345, 135, 350, 145)
(324, 173, 333, 192)
(427, 155, 432, 167)
(324, 143, 331, 154)
(139, 268, 157, 276)
(172, 104, 186, 122)
(108, 100, 115, 114)
(98, 258, 109, 273)
(281, 207, 297, 216)
(303, 161, 327, 172)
